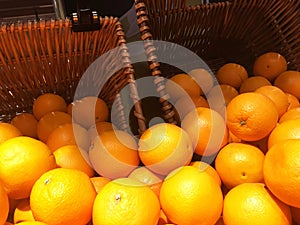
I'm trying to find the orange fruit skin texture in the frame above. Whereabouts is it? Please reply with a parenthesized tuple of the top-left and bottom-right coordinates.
(286, 93, 300, 111)
(159, 166, 223, 225)
(274, 70, 300, 100)
(268, 118, 300, 149)
(279, 107, 300, 123)
(253, 52, 287, 82)
(181, 107, 228, 156)
(89, 130, 140, 179)
(189, 161, 222, 186)
(215, 143, 265, 189)
(264, 139, 300, 208)
(226, 92, 278, 142)
(16, 222, 48, 225)
(13, 198, 35, 224)
(11, 113, 38, 139)
(0, 136, 56, 199)
(88, 121, 115, 141)
(0, 122, 22, 145)
(0, 183, 9, 225)
(255, 85, 289, 118)
(90, 176, 111, 193)
(216, 63, 248, 90)
(239, 76, 272, 93)
(138, 123, 193, 176)
(223, 183, 292, 225)
(92, 178, 160, 225)
(32, 93, 67, 120)
(30, 168, 97, 225)
(165, 73, 201, 102)
(72, 96, 109, 129)
(53, 145, 95, 177)
(46, 122, 91, 152)
(36, 111, 72, 143)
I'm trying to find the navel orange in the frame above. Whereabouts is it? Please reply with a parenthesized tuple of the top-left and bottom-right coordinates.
(30, 168, 97, 225)
(138, 123, 193, 176)
(181, 107, 228, 156)
(32, 93, 67, 120)
(215, 143, 265, 189)
(223, 183, 291, 225)
(92, 178, 160, 225)
(0, 136, 56, 199)
(264, 139, 300, 208)
(253, 52, 287, 82)
(11, 113, 38, 139)
(160, 166, 223, 225)
(226, 92, 278, 141)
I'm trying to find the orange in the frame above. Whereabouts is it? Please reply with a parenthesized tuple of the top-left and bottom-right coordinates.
(165, 73, 201, 101)
(0, 122, 22, 145)
(223, 183, 292, 225)
(88, 121, 115, 141)
(53, 145, 95, 177)
(0, 183, 9, 225)
(160, 166, 223, 225)
(255, 85, 289, 117)
(128, 166, 163, 197)
(92, 177, 160, 225)
(72, 96, 109, 129)
(181, 107, 228, 156)
(16, 222, 48, 225)
(291, 207, 300, 225)
(286, 93, 300, 111)
(13, 198, 35, 223)
(90, 176, 111, 193)
(30, 168, 97, 225)
(216, 63, 248, 89)
(138, 123, 193, 176)
(174, 95, 209, 121)
(36, 111, 72, 142)
(264, 139, 300, 208)
(188, 68, 214, 95)
(268, 118, 300, 149)
(274, 70, 300, 99)
(46, 123, 90, 152)
(189, 161, 221, 186)
(226, 92, 278, 141)
(89, 130, 140, 179)
(215, 143, 265, 189)
(0, 136, 56, 199)
(279, 107, 300, 123)
(11, 113, 38, 139)
(253, 52, 287, 82)
(239, 76, 272, 93)
(228, 130, 242, 143)
(32, 93, 67, 120)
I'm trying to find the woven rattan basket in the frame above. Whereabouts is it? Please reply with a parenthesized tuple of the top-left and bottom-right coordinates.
(134, 0, 300, 125)
(0, 17, 147, 135)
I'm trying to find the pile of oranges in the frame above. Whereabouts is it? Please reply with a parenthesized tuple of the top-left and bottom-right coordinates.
(0, 51, 300, 225)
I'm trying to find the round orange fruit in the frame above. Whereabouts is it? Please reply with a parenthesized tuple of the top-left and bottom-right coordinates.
(32, 93, 67, 120)
(11, 113, 38, 139)
(279, 107, 300, 123)
(13, 198, 35, 224)
(0, 183, 9, 225)
(0, 136, 56, 199)
(0, 122, 22, 145)
(215, 143, 265, 189)
(253, 52, 287, 82)
(226, 92, 278, 141)
(88, 121, 115, 141)
(160, 166, 223, 225)
(90, 176, 111, 193)
(216, 63, 248, 90)
(181, 107, 228, 156)
(188, 68, 214, 95)
(89, 130, 140, 179)
(138, 123, 193, 176)
(30, 168, 97, 225)
(239, 76, 272, 93)
(274, 70, 300, 99)
(223, 183, 291, 225)
(286, 93, 300, 110)
(92, 177, 160, 225)
(189, 161, 221, 186)
(264, 139, 300, 208)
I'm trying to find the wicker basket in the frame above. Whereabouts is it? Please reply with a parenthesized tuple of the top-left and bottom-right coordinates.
(0, 17, 147, 135)
(134, 0, 300, 125)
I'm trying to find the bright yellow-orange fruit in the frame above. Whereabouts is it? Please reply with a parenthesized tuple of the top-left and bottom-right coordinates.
(30, 168, 97, 225)
(90, 176, 111, 193)
(0, 183, 9, 225)
(0, 122, 22, 144)
(13, 198, 35, 224)
(223, 183, 291, 225)
(92, 178, 160, 225)
(160, 166, 223, 225)
(189, 161, 221, 186)
(279, 107, 300, 123)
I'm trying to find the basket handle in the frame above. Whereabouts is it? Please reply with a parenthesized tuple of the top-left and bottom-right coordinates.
(135, 0, 178, 125)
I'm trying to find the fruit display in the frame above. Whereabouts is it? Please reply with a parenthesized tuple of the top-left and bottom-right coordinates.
(0, 51, 300, 225)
